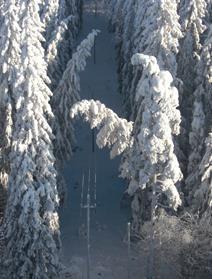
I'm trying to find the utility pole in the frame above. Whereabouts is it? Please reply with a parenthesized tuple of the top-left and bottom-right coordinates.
(147, 174, 157, 279)
(80, 173, 85, 218)
(93, 37, 96, 65)
(127, 222, 131, 279)
(94, 1, 97, 65)
(81, 169, 97, 279)
(95, 0, 98, 16)
(92, 129, 95, 153)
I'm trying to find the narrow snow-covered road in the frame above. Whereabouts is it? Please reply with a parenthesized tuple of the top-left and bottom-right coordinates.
(59, 1, 144, 278)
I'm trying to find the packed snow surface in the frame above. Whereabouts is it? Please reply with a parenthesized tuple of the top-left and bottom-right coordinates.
(59, 1, 180, 278)
(59, 1, 144, 278)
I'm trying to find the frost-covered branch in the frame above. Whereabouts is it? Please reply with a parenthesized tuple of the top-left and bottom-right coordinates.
(70, 99, 134, 159)
(52, 30, 100, 162)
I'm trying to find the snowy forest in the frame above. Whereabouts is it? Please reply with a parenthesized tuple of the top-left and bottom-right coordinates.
(0, 0, 211, 278)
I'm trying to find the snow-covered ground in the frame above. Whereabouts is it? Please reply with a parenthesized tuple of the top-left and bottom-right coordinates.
(59, 1, 146, 278)
(59, 2, 181, 279)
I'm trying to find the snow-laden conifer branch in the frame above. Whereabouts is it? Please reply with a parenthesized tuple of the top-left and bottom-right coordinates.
(52, 30, 100, 162)
(70, 99, 134, 159)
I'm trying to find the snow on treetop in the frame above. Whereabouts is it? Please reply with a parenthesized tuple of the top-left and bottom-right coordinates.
(70, 99, 134, 158)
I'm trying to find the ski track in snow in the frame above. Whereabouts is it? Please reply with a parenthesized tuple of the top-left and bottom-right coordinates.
(59, 1, 146, 279)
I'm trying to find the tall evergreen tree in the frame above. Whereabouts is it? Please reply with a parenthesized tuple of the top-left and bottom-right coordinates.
(186, 24, 212, 203)
(45, 15, 77, 90)
(106, 0, 182, 119)
(4, 0, 60, 277)
(40, 0, 60, 43)
(121, 54, 182, 232)
(44, 0, 82, 90)
(177, 0, 208, 167)
(193, 133, 212, 218)
(129, 0, 182, 116)
(178, 0, 208, 92)
(0, 0, 22, 213)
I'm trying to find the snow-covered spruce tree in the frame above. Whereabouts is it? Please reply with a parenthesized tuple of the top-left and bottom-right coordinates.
(58, 0, 82, 22)
(195, 25, 212, 130)
(40, 0, 59, 43)
(187, 100, 205, 171)
(177, 0, 208, 164)
(192, 133, 212, 218)
(120, 54, 183, 234)
(130, 0, 182, 114)
(178, 0, 208, 92)
(44, 0, 82, 91)
(106, 0, 125, 32)
(4, 0, 60, 278)
(185, 24, 212, 204)
(70, 99, 134, 159)
(0, 0, 22, 214)
(140, 0, 182, 75)
(105, 0, 136, 115)
(178, 0, 208, 99)
(107, 0, 182, 120)
(115, 0, 136, 115)
(45, 15, 78, 90)
(52, 30, 99, 163)
(107, 0, 126, 85)
(58, 0, 67, 20)
(0, 1, 22, 266)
